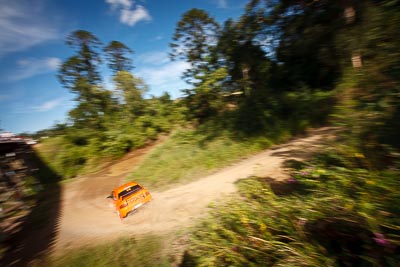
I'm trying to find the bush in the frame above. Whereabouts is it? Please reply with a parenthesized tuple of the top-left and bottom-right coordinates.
(185, 147, 400, 266)
(129, 128, 276, 190)
(48, 236, 170, 267)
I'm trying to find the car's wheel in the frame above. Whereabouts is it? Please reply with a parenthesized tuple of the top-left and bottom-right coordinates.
(118, 211, 124, 220)
(126, 209, 137, 217)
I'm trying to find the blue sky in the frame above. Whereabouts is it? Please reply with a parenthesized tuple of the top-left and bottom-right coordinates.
(0, 0, 247, 134)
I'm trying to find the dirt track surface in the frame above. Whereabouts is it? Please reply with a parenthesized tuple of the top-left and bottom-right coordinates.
(53, 127, 336, 255)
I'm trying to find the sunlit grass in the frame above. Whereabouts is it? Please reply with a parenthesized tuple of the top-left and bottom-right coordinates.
(129, 128, 275, 190)
(47, 236, 170, 267)
(183, 147, 400, 266)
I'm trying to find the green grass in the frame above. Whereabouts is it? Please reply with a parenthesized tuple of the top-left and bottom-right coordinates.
(129, 128, 276, 190)
(36, 136, 114, 179)
(182, 146, 400, 266)
(47, 235, 170, 267)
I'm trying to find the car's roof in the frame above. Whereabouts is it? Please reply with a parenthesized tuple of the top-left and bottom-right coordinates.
(113, 181, 140, 194)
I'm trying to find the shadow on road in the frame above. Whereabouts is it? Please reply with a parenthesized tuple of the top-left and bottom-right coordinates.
(270, 127, 339, 159)
(1, 142, 62, 267)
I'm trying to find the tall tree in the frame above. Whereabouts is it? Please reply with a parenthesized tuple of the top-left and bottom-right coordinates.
(243, 0, 351, 90)
(170, 8, 220, 84)
(104, 41, 134, 74)
(217, 18, 270, 97)
(60, 30, 102, 87)
(182, 67, 228, 122)
(170, 9, 227, 122)
(58, 30, 111, 129)
(113, 71, 147, 118)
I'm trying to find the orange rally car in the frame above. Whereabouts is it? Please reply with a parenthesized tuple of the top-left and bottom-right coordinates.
(107, 181, 152, 219)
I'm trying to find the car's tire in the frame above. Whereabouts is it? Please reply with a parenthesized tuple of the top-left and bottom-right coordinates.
(118, 211, 124, 220)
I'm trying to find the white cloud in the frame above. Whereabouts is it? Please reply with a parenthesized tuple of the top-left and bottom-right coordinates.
(137, 51, 169, 65)
(0, 1, 59, 56)
(32, 98, 64, 112)
(7, 57, 61, 81)
(120, 5, 151, 26)
(138, 60, 189, 86)
(137, 57, 190, 98)
(106, 0, 151, 27)
(216, 0, 228, 8)
(106, 0, 132, 10)
(8, 96, 73, 115)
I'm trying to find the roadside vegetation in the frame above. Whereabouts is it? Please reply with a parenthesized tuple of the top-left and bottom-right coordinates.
(37, 95, 186, 178)
(179, 1, 400, 265)
(28, 0, 400, 266)
(183, 147, 400, 266)
(130, 126, 275, 190)
(46, 236, 170, 267)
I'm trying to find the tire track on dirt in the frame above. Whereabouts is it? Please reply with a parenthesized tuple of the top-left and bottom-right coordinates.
(53, 127, 336, 255)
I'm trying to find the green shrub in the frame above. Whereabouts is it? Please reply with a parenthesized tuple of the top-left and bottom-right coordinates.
(48, 236, 169, 267)
(129, 128, 277, 190)
(185, 148, 400, 266)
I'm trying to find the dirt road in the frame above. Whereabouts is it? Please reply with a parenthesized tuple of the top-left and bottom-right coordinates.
(53, 127, 335, 255)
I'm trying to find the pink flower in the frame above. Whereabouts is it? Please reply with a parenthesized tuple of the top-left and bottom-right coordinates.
(373, 233, 389, 247)
(297, 218, 307, 226)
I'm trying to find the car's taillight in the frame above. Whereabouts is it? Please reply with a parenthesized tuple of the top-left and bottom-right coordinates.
(145, 191, 150, 196)
(120, 202, 128, 209)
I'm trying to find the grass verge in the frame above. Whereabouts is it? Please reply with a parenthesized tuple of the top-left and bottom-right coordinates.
(182, 146, 400, 266)
(129, 127, 278, 190)
(46, 235, 171, 267)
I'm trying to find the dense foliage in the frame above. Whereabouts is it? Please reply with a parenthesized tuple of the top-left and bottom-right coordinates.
(32, 0, 400, 265)
(38, 31, 187, 177)
(48, 236, 170, 267)
(130, 126, 276, 190)
(184, 148, 400, 266)
(177, 1, 400, 266)
(38, 94, 186, 178)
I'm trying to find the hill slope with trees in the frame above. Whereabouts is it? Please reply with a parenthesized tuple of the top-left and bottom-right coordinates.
(33, 0, 400, 265)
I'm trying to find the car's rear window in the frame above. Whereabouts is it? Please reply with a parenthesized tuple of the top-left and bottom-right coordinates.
(118, 185, 142, 200)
